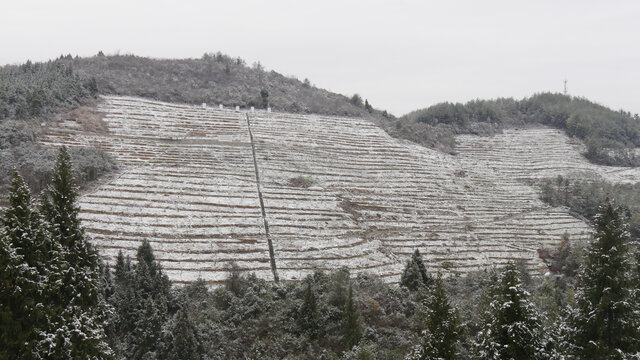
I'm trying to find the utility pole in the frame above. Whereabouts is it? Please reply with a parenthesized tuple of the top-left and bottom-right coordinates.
(563, 80, 568, 95)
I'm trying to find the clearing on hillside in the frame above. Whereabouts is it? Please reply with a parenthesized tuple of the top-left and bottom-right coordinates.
(41, 96, 638, 285)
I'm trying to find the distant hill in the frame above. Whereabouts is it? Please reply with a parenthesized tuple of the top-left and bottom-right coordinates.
(392, 94, 640, 166)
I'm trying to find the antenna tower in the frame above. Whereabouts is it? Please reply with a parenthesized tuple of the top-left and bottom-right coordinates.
(563, 80, 568, 95)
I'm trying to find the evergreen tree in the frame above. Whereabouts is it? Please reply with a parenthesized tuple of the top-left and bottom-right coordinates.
(565, 200, 640, 358)
(134, 240, 171, 301)
(297, 279, 319, 339)
(39, 147, 111, 358)
(422, 275, 462, 360)
(329, 268, 351, 307)
(41, 146, 101, 308)
(401, 258, 423, 291)
(260, 89, 269, 108)
(0, 171, 62, 358)
(160, 307, 202, 360)
(0, 229, 29, 359)
(475, 263, 544, 360)
(113, 250, 132, 285)
(340, 284, 362, 350)
(401, 249, 434, 291)
(109, 250, 133, 354)
(112, 240, 172, 358)
(364, 99, 373, 113)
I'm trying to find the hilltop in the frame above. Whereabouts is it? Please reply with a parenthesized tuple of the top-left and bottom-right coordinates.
(72, 52, 381, 119)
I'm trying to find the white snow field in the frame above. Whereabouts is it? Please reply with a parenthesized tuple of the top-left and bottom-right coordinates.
(40, 95, 639, 285)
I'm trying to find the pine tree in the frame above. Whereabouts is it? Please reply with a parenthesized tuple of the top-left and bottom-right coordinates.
(41, 146, 101, 308)
(297, 280, 319, 338)
(422, 275, 462, 360)
(110, 251, 134, 333)
(39, 147, 111, 358)
(565, 200, 640, 358)
(401, 249, 434, 291)
(0, 171, 62, 358)
(340, 284, 362, 350)
(160, 307, 202, 360)
(107, 243, 174, 358)
(134, 239, 171, 300)
(364, 99, 373, 113)
(475, 263, 544, 359)
(125, 240, 172, 358)
(98, 260, 114, 302)
(0, 231, 28, 359)
(401, 259, 423, 291)
(113, 250, 132, 285)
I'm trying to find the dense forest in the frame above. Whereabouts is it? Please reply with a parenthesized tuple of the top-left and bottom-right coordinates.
(2, 149, 640, 359)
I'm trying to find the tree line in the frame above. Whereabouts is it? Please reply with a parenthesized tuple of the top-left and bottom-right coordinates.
(2, 149, 640, 359)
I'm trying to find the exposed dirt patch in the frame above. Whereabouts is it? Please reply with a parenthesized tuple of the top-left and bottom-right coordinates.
(288, 175, 314, 188)
(64, 100, 108, 133)
(339, 197, 362, 221)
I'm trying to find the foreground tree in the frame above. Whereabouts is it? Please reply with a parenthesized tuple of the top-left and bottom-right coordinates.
(298, 279, 319, 339)
(0, 171, 62, 357)
(41, 147, 102, 307)
(401, 249, 434, 291)
(421, 275, 462, 360)
(475, 263, 544, 359)
(40, 147, 111, 358)
(564, 200, 640, 358)
(108, 240, 172, 358)
(341, 284, 362, 350)
(160, 306, 202, 360)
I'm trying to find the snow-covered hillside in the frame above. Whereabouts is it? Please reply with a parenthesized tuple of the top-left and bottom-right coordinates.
(41, 96, 638, 285)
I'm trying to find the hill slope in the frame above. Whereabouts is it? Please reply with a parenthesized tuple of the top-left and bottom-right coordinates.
(40, 95, 637, 284)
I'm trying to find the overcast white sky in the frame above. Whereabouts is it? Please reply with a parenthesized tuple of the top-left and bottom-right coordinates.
(2, 0, 639, 116)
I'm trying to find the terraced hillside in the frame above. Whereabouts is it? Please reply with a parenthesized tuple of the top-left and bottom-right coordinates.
(456, 128, 640, 184)
(41, 96, 639, 285)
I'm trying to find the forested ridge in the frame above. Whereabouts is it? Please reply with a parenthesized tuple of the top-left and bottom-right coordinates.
(71, 52, 378, 119)
(393, 94, 640, 166)
(2, 150, 640, 359)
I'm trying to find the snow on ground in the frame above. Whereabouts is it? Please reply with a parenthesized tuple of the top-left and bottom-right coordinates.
(40, 96, 640, 285)
(456, 128, 640, 183)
